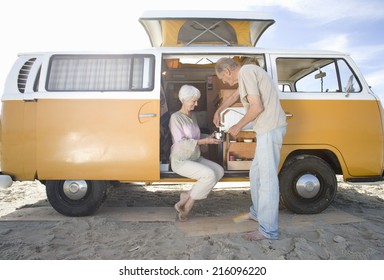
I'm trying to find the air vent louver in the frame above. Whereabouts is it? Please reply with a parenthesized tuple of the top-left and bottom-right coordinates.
(17, 58, 36, 93)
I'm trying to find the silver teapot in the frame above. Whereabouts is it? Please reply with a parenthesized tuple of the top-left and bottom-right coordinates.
(213, 127, 225, 140)
(214, 131, 223, 140)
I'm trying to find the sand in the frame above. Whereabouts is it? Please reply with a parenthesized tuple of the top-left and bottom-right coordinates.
(0, 178, 383, 260)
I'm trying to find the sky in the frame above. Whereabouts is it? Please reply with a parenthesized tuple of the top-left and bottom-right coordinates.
(1, 0, 383, 99)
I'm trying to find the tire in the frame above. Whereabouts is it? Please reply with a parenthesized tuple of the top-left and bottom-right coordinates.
(45, 180, 107, 217)
(279, 155, 337, 214)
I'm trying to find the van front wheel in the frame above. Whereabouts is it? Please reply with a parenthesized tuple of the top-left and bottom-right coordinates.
(279, 155, 337, 214)
(45, 180, 107, 216)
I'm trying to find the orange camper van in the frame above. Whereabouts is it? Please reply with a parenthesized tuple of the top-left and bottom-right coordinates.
(1, 10, 383, 216)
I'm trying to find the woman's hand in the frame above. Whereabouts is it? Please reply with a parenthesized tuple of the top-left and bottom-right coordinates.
(198, 136, 222, 145)
(207, 137, 223, 144)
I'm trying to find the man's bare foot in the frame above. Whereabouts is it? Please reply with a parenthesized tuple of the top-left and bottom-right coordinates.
(242, 230, 267, 241)
(233, 212, 253, 223)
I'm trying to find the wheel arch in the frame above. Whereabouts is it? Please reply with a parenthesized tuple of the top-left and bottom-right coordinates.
(280, 148, 343, 176)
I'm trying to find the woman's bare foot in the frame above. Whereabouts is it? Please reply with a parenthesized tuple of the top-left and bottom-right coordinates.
(174, 192, 190, 222)
(174, 203, 188, 222)
(178, 211, 189, 222)
(242, 230, 267, 241)
(174, 192, 195, 222)
(174, 202, 182, 213)
(179, 192, 189, 205)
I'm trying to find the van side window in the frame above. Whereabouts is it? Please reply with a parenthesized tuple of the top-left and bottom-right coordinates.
(276, 58, 361, 93)
(46, 55, 155, 91)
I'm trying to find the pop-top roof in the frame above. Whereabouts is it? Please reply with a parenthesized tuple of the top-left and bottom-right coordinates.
(139, 10, 275, 47)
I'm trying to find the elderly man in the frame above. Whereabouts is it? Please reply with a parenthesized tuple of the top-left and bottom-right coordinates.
(214, 58, 287, 240)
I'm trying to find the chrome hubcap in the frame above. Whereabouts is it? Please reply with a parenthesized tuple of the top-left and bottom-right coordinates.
(63, 180, 88, 200)
(295, 174, 320, 198)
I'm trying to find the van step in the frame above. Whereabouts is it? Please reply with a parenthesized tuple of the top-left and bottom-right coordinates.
(346, 176, 384, 185)
(160, 171, 249, 180)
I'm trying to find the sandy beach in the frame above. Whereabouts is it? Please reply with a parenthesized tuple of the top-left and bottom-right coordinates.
(0, 178, 383, 260)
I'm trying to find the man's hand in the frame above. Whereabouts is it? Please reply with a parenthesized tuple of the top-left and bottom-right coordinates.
(213, 111, 220, 127)
(212, 89, 240, 127)
(228, 95, 263, 137)
(228, 124, 241, 138)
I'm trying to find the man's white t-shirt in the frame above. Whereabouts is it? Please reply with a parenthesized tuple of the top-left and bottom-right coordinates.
(238, 64, 287, 135)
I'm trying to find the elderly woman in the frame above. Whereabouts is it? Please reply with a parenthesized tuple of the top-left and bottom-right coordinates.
(169, 85, 224, 221)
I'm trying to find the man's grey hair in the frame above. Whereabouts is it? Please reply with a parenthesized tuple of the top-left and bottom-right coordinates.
(215, 57, 239, 74)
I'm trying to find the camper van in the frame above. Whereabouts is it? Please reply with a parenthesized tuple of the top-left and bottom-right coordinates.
(1, 11, 383, 216)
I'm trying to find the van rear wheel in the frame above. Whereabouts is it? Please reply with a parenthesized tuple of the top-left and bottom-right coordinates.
(279, 155, 337, 214)
(45, 180, 107, 216)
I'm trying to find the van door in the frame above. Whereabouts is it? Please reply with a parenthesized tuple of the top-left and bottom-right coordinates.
(268, 53, 383, 213)
(34, 53, 160, 181)
(271, 54, 383, 178)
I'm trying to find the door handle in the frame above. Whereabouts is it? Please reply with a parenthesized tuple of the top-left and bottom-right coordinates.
(139, 113, 157, 118)
(286, 113, 293, 118)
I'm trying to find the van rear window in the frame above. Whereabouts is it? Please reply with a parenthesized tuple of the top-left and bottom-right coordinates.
(46, 54, 155, 91)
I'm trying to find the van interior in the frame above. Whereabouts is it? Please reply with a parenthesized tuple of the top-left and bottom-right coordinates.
(159, 54, 265, 177)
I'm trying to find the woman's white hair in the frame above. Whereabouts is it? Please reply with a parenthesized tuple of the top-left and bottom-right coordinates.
(178, 85, 201, 103)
